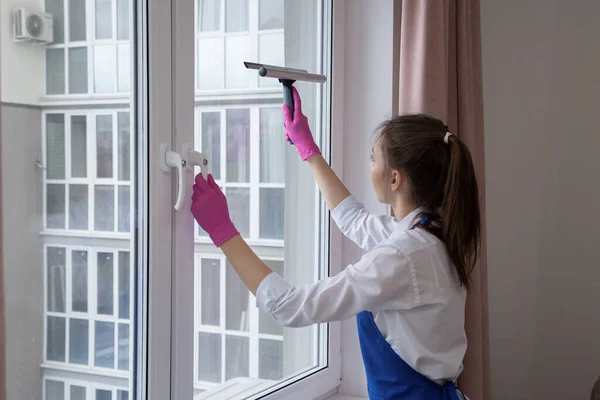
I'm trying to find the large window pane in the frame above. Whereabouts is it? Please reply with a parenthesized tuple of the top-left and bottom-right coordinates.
(97, 252, 114, 315)
(95, 322, 115, 368)
(224, 36, 252, 89)
(118, 251, 130, 319)
(45, 380, 65, 399)
(225, 261, 249, 331)
(259, 339, 283, 380)
(94, 46, 117, 93)
(70, 116, 87, 178)
(72, 250, 88, 313)
(259, 0, 284, 30)
(118, 323, 130, 370)
(45, 0, 64, 43)
(118, 44, 131, 93)
(69, 0, 87, 41)
(225, 0, 249, 32)
(258, 33, 284, 87)
(46, 184, 66, 229)
(197, 38, 223, 90)
(225, 335, 249, 380)
(117, 0, 130, 40)
(260, 188, 284, 239)
(118, 186, 130, 232)
(117, 112, 131, 181)
(96, 389, 112, 400)
(201, 112, 221, 180)
(198, 0, 221, 32)
(198, 333, 221, 382)
(71, 386, 86, 400)
(96, 115, 114, 178)
(95, 185, 115, 231)
(69, 184, 89, 230)
(47, 247, 66, 313)
(260, 107, 285, 183)
(69, 48, 88, 94)
(46, 114, 65, 180)
(200, 258, 220, 326)
(224, 188, 249, 237)
(47, 316, 66, 362)
(95, 0, 113, 39)
(225, 109, 250, 182)
(69, 319, 89, 365)
(46, 50, 65, 95)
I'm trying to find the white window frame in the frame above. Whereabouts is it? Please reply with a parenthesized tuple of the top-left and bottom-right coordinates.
(41, 109, 134, 238)
(41, 244, 134, 378)
(146, 0, 346, 398)
(43, 0, 134, 103)
(42, 375, 130, 400)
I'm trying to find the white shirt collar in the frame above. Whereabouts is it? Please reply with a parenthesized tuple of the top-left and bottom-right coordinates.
(394, 207, 425, 234)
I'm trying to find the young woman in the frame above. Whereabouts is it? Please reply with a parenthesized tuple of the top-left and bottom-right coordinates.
(191, 87, 480, 400)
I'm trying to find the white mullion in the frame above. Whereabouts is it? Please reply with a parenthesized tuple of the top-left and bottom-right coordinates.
(65, 248, 73, 365)
(219, 255, 226, 383)
(249, 107, 260, 240)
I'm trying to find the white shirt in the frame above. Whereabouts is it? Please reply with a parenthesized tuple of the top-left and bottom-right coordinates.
(256, 195, 467, 385)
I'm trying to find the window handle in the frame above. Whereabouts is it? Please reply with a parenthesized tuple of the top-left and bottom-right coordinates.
(160, 143, 185, 210)
(183, 144, 211, 179)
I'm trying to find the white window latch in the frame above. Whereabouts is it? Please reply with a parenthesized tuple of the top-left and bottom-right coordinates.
(160, 143, 211, 210)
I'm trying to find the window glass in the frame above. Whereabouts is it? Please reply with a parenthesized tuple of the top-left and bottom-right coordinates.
(194, 1, 332, 396)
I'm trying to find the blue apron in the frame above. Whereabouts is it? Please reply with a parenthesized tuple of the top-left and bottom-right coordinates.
(357, 311, 465, 400)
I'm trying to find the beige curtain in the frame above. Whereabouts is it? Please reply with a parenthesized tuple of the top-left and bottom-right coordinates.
(396, 0, 491, 398)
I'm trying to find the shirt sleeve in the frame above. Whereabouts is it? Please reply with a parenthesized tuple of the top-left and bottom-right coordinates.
(331, 195, 398, 251)
(255, 246, 416, 327)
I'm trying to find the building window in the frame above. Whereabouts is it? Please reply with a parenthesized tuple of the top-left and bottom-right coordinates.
(44, 377, 130, 400)
(195, 255, 284, 390)
(44, 0, 131, 96)
(44, 111, 132, 233)
(45, 246, 132, 372)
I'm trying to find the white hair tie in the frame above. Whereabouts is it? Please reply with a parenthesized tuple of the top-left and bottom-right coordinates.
(444, 132, 453, 144)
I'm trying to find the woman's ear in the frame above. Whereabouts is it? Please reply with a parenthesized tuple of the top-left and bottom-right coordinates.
(390, 170, 402, 192)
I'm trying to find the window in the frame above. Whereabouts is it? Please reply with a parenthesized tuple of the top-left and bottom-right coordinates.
(44, 0, 131, 96)
(44, 111, 132, 233)
(44, 246, 132, 371)
(2, 0, 339, 399)
(192, 0, 337, 398)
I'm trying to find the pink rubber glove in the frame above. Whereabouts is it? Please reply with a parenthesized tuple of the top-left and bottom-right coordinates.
(283, 86, 321, 161)
(191, 173, 240, 247)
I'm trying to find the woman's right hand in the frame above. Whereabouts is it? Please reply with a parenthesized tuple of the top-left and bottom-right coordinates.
(282, 87, 321, 161)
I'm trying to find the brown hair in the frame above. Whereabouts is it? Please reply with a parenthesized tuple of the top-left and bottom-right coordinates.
(376, 114, 481, 288)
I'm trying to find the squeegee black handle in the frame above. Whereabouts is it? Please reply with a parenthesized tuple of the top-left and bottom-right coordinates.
(280, 79, 295, 144)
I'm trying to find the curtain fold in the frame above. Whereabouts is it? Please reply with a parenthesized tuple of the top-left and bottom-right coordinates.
(397, 1, 491, 398)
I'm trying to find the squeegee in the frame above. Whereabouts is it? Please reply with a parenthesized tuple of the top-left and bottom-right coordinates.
(244, 62, 327, 143)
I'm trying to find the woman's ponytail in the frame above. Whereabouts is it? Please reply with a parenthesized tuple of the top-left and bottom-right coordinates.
(441, 134, 481, 288)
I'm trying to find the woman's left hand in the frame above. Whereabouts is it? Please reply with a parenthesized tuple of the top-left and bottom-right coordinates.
(191, 173, 240, 247)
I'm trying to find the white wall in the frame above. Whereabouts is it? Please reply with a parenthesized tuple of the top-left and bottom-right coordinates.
(0, 0, 44, 104)
(481, 0, 600, 399)
(337, 0, 395, 397)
